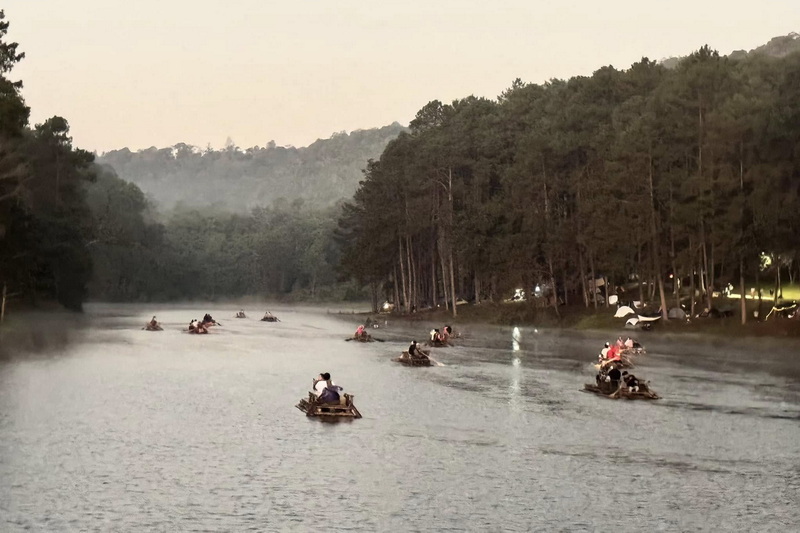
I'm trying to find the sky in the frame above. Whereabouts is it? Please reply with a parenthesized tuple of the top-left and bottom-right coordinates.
(4, 1, 798, 154)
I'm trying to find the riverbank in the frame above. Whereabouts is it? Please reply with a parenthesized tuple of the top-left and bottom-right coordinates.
(363, 301, 800, 339)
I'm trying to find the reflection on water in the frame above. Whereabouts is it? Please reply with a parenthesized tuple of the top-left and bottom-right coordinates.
(0, 304, 799, 531)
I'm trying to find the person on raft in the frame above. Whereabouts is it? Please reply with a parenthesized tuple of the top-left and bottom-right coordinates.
(312, 372, 342, 404)
(622, 371, 640, 392)
(408, 340, 426, 358)
(149, 316, 158, 327)
(605, 365, 622, 390)
(354, 325, 368, 339)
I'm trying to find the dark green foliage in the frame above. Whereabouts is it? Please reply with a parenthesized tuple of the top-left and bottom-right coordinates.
(337, 43, 800, 317)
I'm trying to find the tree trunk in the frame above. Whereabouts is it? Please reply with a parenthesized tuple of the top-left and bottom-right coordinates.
(701, 226, 712, 312)
(439, 244, 450, 312)
(392, 266, 400, 313)
(448, 250, 457, 317)
(547, 253, 560, 318)
(739, 255, 747, 325)
(579, 247, 588, 307)
(431, 247, 438, 310)
(690, 249, 697, 319)
(406, 235, 416, 312)
(447, 168, 457, 318)
(648, 152, 669, 320)
(398, 238, 408, 313)
(589, 251, 597, 311)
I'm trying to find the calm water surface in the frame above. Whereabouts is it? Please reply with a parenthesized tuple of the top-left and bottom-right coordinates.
(1, 304, 798, 532)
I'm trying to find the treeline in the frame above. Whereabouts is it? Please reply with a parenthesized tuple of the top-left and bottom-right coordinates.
(86, 175, 343, 302)
(0, 11, 347, 313)
(97, 123, 406, 211)
(338, 47, 800, 321)
(0, 10, 95, 311)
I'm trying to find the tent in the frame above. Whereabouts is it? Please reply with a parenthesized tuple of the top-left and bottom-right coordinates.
(668, 307, 687, 320)
(614, 305, 635, 318)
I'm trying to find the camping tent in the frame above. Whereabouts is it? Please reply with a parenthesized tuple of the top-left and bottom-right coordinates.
(668, 307, 687, 320)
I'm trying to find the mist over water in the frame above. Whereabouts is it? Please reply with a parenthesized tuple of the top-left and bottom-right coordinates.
(1, 304, 798, 531)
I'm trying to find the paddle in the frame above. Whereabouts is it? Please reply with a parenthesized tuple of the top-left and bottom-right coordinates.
(424, 352, 445, 367)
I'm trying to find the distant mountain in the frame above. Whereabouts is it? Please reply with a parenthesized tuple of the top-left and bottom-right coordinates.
(97, 123, 407, 211)
(660, 32, 800, 69)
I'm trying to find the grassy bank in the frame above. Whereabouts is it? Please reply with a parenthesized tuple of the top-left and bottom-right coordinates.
(370, 300, 800, 339)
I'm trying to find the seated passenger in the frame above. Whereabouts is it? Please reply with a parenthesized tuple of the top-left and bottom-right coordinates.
(606, 366, 622, 390)
(622, 371, 639, 392)
(429, 329, 437, 342)
(355, 324, 366, 338)
(313, 372, 342, 403)
(606, 343, 621, 362)
(408, 340, 418, 357)
(408, 340, 426, 358)
(149, 316, 158, 327)
(600, 342, 610, 359)
(624, 337, 635, 349)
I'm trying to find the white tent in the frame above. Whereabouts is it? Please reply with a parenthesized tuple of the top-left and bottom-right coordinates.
(668, 307, 687, 320)
(614, 305, 635, 318)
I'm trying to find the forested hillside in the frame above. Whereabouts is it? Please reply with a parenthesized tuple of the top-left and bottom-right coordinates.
(338, 46, 800, 321)
(97, 124, 407, 211)
(660, 32, 799, 68)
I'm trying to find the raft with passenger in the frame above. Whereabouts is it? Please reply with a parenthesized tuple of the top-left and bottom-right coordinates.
(143, 316, 162, 331)
(583, 382, 659, 400)
(261, 312, 279, 322)
(426, 338, 451, 348)
(395, 350, 432, 366)
(295, 392, 362, 419)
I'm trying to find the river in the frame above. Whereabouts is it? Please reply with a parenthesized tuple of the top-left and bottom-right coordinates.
(1, 304, 798, 531)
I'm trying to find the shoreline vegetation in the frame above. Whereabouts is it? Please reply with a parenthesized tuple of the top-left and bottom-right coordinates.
(341, 299, 800, 339)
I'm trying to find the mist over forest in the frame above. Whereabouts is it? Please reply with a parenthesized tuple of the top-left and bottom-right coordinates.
(97, 123, 407, 212)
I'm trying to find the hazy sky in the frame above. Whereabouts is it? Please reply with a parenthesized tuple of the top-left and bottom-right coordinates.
(4, 1, 798, 153)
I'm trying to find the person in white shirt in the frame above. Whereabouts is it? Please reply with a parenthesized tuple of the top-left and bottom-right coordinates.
(312, 372, 342, 403)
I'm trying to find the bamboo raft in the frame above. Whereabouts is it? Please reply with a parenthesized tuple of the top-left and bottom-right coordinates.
(296, 392, 362, 419)
(261, 316, 279, 322)
(394, 350, 432, 366)
(426, 338, 451, 348)
(582, 383, 660, 400)
(144, 323, 163, 331)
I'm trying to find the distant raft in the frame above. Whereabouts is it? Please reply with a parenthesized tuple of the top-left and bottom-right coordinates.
(348, 333, 375, 342)
(296, 392, 362, 419)
(425, 338, 451, 348)
(144, 323, 163, 331)
(394, 350, 432, 367)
